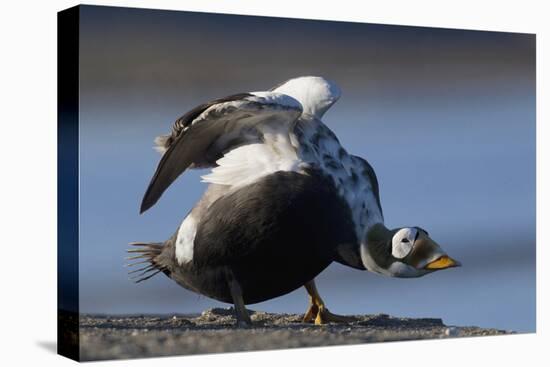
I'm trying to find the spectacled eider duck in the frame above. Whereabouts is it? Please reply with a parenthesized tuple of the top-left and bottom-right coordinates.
(129, 76, 460, 326)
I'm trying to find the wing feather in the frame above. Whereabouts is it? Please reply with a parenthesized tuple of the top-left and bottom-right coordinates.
(140, 92, 303, 213)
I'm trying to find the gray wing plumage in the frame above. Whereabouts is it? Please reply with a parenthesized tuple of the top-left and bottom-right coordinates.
(152, 93, 253, 159)
(140, 92, 303, 213)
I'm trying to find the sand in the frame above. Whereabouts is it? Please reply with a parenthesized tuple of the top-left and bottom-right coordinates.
(77, 307, 511, 360)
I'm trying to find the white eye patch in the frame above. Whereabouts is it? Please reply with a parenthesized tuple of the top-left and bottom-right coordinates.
(391, 227, 418, 259)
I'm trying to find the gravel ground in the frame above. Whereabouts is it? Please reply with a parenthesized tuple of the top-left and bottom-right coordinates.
(79, 308, 512, 361)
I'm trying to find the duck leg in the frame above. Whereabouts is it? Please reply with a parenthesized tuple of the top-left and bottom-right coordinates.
(302, 279, 357, 325)
(226, 268, 252, 327)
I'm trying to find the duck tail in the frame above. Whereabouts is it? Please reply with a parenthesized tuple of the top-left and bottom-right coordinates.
(126, 242, 167, 283)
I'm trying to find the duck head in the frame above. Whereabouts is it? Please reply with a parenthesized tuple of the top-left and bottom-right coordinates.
(360, 223, 461, 278)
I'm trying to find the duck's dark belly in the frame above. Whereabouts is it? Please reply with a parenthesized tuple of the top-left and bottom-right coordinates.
(169, 247, 332, 304)
(166, 170, 357, 304)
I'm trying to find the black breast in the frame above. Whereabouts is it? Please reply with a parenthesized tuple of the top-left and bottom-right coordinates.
(170, 169, 357, 304)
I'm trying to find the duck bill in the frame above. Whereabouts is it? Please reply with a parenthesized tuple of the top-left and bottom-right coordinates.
(424, 255, 461, 270)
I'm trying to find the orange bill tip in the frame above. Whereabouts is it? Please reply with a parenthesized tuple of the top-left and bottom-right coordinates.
(425, 255, 461, 270)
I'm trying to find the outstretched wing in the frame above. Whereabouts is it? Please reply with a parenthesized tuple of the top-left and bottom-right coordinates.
(140, 92, 303, 213)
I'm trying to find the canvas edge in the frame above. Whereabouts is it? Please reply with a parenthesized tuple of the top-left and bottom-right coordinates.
(57, 4, 80, 362)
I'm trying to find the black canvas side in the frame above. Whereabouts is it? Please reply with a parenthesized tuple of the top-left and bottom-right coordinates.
(57, 5, 80, 362)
